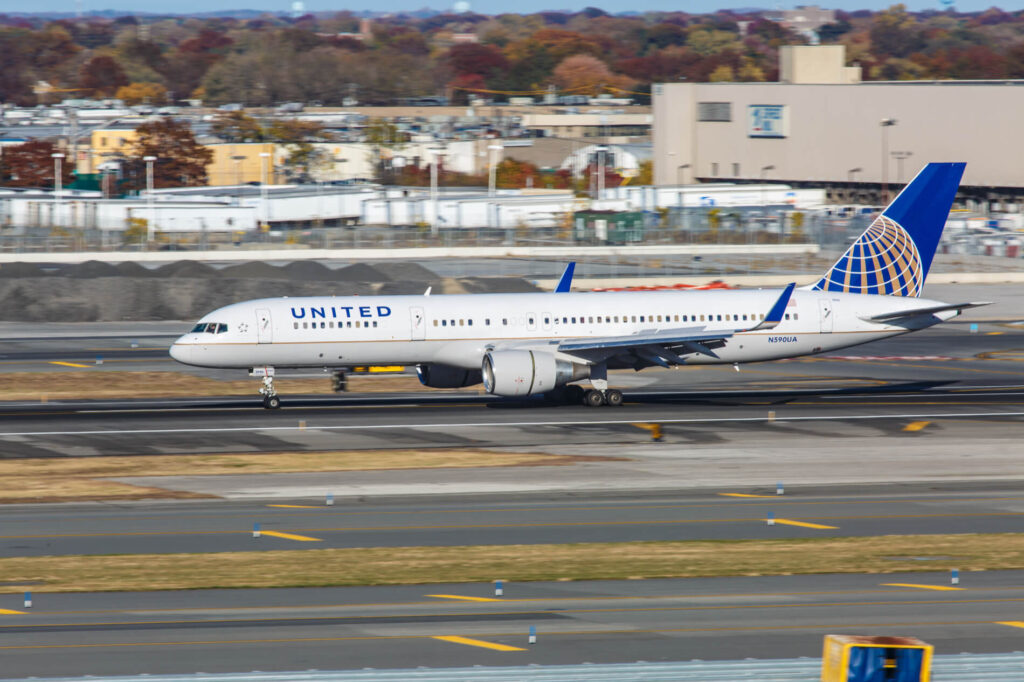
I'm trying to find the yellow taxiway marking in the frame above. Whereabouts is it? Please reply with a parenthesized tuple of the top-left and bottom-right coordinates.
(987, 332, 1004, 336)
(719, 493, 778, 499)
(427, 594, 503, 602)
(258, 531, 322, 542)
(883, 583, 963, 591)
(771, 519, 838, 530)
(998, 621, 1024, 628)
(903, 421, 931, 432)
(432, 635, 525, 652)
(0, 609, 26, 615)
(266, 505, 322, 509)
(48, 361, 91, 369)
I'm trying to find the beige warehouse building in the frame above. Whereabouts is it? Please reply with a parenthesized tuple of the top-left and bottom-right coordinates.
(652, 46, 1024, 208)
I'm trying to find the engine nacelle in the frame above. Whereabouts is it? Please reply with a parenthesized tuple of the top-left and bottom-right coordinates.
(482, 350, 589, 397)
(416, 363, 482, 388)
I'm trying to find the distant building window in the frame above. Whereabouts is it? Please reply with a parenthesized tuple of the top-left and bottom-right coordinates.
(697, 102, 732, 122)
(733, 163, 740, 177)
(711, 163, 719, 176)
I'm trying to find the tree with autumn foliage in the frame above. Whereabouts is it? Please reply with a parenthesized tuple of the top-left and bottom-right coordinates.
(0, 140, 74, 188)
(115, 81, 167, 105)
(552, 54, 635, 96)
(79, 55, 128, 97)
(124, 117, 212, 189)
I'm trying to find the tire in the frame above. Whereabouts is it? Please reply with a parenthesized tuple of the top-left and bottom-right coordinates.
(265, 395, 281, 409)
(583, 389, 605, 407)
(604, 389, 623, 407)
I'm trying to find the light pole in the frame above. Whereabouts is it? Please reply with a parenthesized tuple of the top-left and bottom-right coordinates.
(429, 145, 445, 235)
(143, 155, 156, 244)
(891, 151, 913, 188)
(677, 163, 690, 186)
(880, 117, 897, 204)
(259, 152, 271, 233)
(51, 152, 64, 228)
(487, 143, 502, 197)
(595, 145, 608, 199)
(759, 164, 775, 243)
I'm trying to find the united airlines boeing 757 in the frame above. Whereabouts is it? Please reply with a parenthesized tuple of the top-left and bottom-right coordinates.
(170, 163, 986, 409)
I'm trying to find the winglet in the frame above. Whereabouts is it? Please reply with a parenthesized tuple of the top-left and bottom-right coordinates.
(555, 262, 575, 293)
(750, 283, 795, 331)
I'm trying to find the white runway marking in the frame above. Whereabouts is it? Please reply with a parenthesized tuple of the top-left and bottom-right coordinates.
(1, 410, 1023, 438)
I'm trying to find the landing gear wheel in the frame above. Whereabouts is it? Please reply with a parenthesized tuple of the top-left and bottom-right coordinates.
(604, 389, 623, 407)
(263, 395, 281, 410)
(583, 389, 605, 407)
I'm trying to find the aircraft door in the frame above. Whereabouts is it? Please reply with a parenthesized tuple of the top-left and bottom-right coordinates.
(410, 306, 426, 341)
(256, 308, 273, 343)
(818, 299, 834, 334)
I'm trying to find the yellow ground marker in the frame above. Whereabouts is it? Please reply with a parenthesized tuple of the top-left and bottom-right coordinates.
(49, 361, 91, 369)
(432, 635, 525, 652)
(266, 505, 321, 509)
(259, 530, 322, 542)
(0, 609, 26, 615)
(998, 621, 1024, 628)
(987, 331, 1004, 336)
(883, 583, 964, 591)
(771, 519, 838, 530)
(426, 594, 503, 602)
(631, 423, 662, 441)
(719, 493, 777, 499)
(903, 421, 931, 432)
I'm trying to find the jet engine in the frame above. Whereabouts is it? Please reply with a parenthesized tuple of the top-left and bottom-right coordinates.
(481, 350, 589, 397)
(416, 363, 482, 388)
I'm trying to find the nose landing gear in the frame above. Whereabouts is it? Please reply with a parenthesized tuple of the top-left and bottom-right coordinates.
(250, 367, 281, 409)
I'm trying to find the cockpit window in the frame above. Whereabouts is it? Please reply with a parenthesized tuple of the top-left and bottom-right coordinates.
(191, 322, 228, 334)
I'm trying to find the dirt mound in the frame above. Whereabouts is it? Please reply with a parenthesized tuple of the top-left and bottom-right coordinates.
(220, 262, 289, 279)
(153, 261, 219, 278)
(372, 261, 439, 282)
(282, 261, 337, 281)
(115, 261, 154, 277)
(458, 277, 542, 294)
(65, 260, 121, 278)
(334, 262, 390, 282)
(0, 263, 47, 278)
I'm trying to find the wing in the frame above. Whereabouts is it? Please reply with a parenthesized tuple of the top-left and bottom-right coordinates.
(499, 284, 796, 370)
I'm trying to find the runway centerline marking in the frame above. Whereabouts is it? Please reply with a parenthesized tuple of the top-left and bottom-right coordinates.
(903, 421, 931, 432)
(257, 531, 322, 542)
(997, 621, 1024, 629)
(266, 505, 322, 509)
(48, 361, 91, 369)
(427, 594, 503, 602)
(5, 409, 1024, 437)
(432, 635, 524, 651)
(769, 519, 838, 530)
(0, 609, 26, 615)
(720, 493, 777, 498)
(882, 583, 963, 591)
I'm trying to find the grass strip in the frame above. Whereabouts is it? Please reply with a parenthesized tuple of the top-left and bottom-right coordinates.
(0, 371, 433, 400)
(0, 534, 1014, 593)
(0, 450, 597, 503)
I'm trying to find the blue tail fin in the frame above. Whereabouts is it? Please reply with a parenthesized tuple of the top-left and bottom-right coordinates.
(811, 162, 965, 297)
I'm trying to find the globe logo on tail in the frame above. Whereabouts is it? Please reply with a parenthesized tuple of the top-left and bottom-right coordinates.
(813, 214, 924, 297)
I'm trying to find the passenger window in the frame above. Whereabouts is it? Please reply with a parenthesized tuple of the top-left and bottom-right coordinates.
(631, 316, 637, 322)
(742, 315, 747, 321)
(588, 316, 594, 323)
(674, 315, 679, 322)
(485, 319, 490, 326)
(544, 317, 550, 324)
(503, 318, 508, 325)
(293, 322, 298, 330)
(794, 313, 799, 320)
(528, 318, 534, 325)
(657, 315, 663, 322)
(433, 320, 438, 327)
(451, 320, 455, 327)
(459, 320, 464, 326)
(321, 322, 326, 329)
(468, 319, 473, 326)
(785, 314, 790, 320)
(373, 321, 378, 327)
(640, 316, 645, 322)
(347, 321, 352, 328)
(303, 322, 308, 329)
(442, 320, 447, 326)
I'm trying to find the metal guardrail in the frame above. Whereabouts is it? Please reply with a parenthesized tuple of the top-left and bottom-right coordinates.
(5, 653, 1024, 682)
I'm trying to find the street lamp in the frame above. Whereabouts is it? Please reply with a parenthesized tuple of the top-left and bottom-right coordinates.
(143, 155, 156, 243)
(677, 163, 690, 186)
(879, 118, 897, 204)
(759, 164, 775, 242)
(595, 145, 609, 199)
(429, 144, 446, 235)
(891, 151, 913, 187)
(259, 152, 271, 232)
(487, 143, 503, 197)
(51, 152, 64, 228)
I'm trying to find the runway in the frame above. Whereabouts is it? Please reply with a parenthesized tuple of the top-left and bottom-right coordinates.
(3, 572, 1024, 677)
(2, 485, 1024, 557)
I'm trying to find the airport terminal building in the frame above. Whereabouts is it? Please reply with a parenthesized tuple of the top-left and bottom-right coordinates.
(652, 46, 1024, 210)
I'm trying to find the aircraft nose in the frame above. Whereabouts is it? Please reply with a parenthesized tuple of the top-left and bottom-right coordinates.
(169, 340, 192, 364)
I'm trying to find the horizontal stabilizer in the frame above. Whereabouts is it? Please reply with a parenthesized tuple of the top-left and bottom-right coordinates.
(861, 301, 990, 323)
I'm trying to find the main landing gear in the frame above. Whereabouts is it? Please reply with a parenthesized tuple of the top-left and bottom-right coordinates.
(583, 387, 623, 407)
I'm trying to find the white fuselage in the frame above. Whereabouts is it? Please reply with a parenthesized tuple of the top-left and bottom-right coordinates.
(169, 288, 957, 371)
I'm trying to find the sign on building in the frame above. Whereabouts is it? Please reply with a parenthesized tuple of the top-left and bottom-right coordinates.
(748, 105, 787, 138)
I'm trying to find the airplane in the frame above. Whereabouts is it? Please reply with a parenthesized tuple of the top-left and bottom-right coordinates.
(170, 162, 987, 409)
